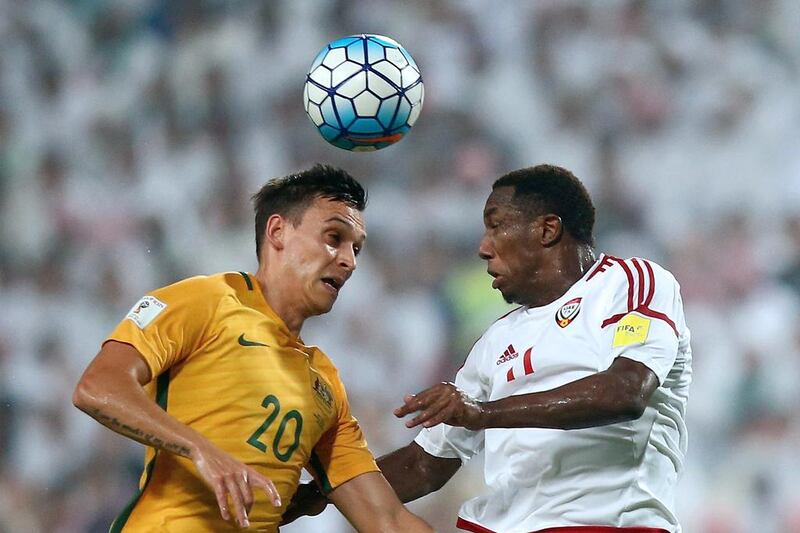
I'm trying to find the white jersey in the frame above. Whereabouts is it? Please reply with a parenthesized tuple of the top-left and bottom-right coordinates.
(416, 254, 691, 533)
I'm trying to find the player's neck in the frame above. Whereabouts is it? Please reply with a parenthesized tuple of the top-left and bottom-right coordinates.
(525, 244, 596, 307)
(253, 267, 305, 337)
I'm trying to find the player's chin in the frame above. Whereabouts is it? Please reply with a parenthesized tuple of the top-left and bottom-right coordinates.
(312, 287, 339, 313)
(497, 286, 518, 305)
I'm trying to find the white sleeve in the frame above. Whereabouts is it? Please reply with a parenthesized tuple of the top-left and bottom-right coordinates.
(414, 336, 488, 463)
(602, 259, 684, 384)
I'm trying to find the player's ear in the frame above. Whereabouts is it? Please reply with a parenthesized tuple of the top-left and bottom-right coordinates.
(539, 214, 563, 247)
(265, 214, 287, 251)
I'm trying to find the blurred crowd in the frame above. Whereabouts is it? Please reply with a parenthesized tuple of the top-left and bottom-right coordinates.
(1, 0, 800, 531)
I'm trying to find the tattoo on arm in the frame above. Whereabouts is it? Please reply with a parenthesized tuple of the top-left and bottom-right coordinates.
(89, 408, 192, 457)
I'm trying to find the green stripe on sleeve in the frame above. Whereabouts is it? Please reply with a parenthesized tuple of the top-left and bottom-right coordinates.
(109, 372, 171, 532)
(155, 372, 170, 409)
(309, 452, 333, 495)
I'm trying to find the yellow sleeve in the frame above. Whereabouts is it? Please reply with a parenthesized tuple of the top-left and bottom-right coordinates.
(105, 276, 221, 379)
(307, 376, 380, 494)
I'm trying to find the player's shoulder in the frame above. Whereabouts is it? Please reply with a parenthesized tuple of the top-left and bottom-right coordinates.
(482, 305, 525, 339)
(308, 344, 336, 371)
(586, 253, 678, 289)
(306, 347, 348, 398)
(153, 272, 245, 301)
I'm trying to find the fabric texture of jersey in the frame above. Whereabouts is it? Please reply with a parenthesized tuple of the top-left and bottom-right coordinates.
(415, 254, 692, 533)
(106, 272, 378, 532)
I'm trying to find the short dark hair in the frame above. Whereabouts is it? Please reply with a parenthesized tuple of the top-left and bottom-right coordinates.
(252, 164, 367, 258)
(493, 164, 595, 245)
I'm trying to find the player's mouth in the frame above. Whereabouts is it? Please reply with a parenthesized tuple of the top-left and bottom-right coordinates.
(321, 277, 344, 294)
(488, 270, 502, 289)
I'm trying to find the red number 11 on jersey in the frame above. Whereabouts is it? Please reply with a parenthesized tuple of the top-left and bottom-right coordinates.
(506, 346, 535, 382)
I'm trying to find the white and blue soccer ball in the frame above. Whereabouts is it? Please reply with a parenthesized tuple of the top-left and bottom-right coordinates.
(303, 34, 424, 151)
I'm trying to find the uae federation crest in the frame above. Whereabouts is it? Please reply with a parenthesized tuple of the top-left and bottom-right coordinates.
(555, 297, 582, 328)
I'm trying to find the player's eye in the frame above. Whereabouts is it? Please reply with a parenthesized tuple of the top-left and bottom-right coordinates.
(353, 245, 362, 257)
(326, 232, 341, 246)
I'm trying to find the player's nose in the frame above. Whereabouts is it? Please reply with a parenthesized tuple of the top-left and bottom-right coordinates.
(338, 245, 357, 272)
(478, 234, 493, 260)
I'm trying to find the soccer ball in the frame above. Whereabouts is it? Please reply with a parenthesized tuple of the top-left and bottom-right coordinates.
(303, 34, 424, 152)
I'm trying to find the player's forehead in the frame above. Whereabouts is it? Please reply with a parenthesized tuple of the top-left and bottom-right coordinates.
(301, 196, 366, 238)
(483, 186, 519, 219)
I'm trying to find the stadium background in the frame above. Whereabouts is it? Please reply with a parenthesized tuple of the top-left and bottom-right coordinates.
(2, 0, 800, 531)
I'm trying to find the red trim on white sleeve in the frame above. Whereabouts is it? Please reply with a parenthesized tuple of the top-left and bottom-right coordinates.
(456, 517, 497, 533)
(600, 257, 678, 337)
(642, 260, 656, 307)
(631, 258, 646, 307)
(601, 308, 678, 337)
(634, 307, 678, 335)
(456, 518, 669, 533)
(609, 257, 635, 312)
(586, 254, 615, 281)
(536, 527, 669, 533)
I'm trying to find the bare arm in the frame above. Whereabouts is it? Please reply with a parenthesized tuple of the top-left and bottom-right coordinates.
(327, 471, 433, 532)
(281, 442, 460, 525)
(377, 442, 461, 502)
(395, 356, 660, 430)
(73, 341, 198, 456)
(73, 340, 281, 528)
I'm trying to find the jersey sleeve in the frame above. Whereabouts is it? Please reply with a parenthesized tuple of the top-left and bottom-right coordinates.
(106, 276, 221, 379)
(601, 259, 684, 384)
(307, 375, 379, 495)
(414, 336, 488, 463)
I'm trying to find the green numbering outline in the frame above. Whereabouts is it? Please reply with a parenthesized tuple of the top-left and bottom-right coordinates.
(246, 394, 303, 462)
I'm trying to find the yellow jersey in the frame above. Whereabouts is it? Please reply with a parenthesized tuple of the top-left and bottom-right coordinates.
(106, 272, 379, 532)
